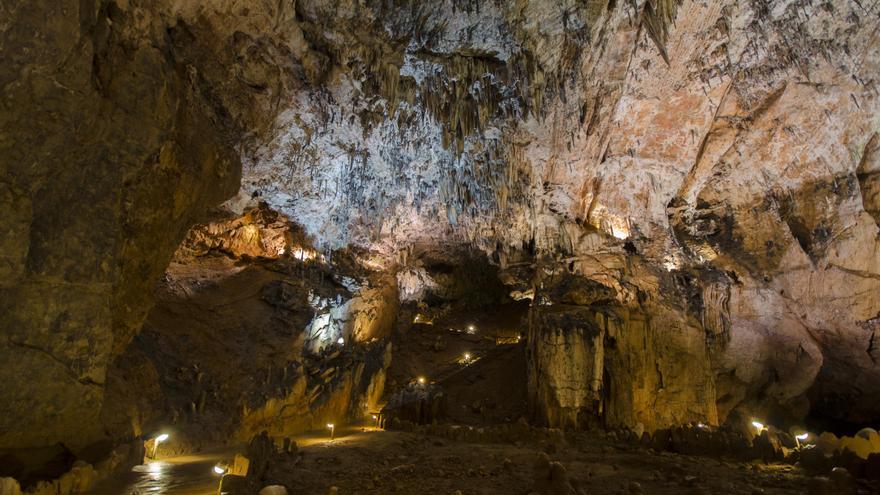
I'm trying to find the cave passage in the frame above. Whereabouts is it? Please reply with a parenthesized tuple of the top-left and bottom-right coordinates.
(3, 0, 880, 494)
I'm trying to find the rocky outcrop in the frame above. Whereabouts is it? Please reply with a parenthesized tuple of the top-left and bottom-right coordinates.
(382, 382, 447, 427)
(395, 246, 510, 307)
(527, 304, 605, 429)
(100, 207, 396, 454)
(1, 0, 310, 458)
(237, 341, 392, 442)
(175, 202, 300, 260)
(0, 441, 143, 495)
(526, 261, 718, 431)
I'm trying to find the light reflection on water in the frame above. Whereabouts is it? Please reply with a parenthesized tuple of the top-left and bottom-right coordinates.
(88, 454, 227, 495)
(131, 461, 169, 493)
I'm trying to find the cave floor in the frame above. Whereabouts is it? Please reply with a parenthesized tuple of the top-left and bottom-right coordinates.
(261, 427, 814, 494)
(86, 425, 822, 495)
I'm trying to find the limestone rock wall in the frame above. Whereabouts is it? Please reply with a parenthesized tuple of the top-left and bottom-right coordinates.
(527, 305, 606, 429)
(600, 306, 718, 431)
(200, 0, 879, 426)
(0, 0, 246, 454)
(526, 262, 719, 432)
(1, 0, 347, 458)
(236, 341, 392, 441)
(226, 0, 877, 428)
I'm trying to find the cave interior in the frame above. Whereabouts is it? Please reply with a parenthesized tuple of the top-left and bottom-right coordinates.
(2, 0, 880, 494)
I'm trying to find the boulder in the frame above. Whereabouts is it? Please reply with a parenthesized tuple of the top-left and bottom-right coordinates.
(218, 475, 252, 495)
(752, 430, 784, 462)
(799, 447, 834, 473)
(381, 383, 446, 426)
(230, 454, 251, 477)
(531, 453, 576, 495)
(258, 486, 289, 495)
(815, 432, 840, 456)
(855, 428, 880, 454)
(246, 432, 277, 481)
(839, 435, 873, 460)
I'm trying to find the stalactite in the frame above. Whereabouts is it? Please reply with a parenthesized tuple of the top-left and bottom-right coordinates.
(642, 0, 683, 65)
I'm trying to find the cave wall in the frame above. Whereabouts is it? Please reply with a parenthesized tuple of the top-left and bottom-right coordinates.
(101, 206, 397, 453)
(218, 0, 879, 427)
(0, 0, 300, 454)
(526, 261, 720, 431)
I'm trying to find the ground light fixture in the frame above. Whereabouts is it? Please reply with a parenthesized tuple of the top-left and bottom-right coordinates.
(417, 376, 426, 385)
(795, 432, 809, 447)
(213, 465, 226, 475)
(327, 423, 335, 440)
(337, 337, 344, 345)
(463, 353, 471, 362)
(751, 421, 766, 433)
(467, 324, 476, 333)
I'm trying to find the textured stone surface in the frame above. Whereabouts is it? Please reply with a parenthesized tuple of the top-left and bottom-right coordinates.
(100, 207, 396, 451)
(527, 264, 719, 431)
(0, 0, 315, 455)
(217, 0, 879, 428)
(527, 304, 606, 429)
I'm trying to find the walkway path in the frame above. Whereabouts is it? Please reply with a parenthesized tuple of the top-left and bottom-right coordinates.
(87, 450, 234, 495)
(85, 426, 376, 495)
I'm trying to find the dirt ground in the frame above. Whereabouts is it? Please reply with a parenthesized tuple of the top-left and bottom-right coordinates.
(261, 426, 824, 495)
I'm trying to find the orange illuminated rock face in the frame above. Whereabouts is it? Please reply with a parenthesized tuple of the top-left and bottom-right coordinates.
(102, 208, 398, 454)
(175, 203, 298, 260)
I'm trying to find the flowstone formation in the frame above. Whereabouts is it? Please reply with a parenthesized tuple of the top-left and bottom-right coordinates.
(2, 0, 880, 487)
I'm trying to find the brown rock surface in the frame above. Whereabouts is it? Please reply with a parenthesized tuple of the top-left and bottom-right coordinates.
(101, 208, 396, 450)
(2, 0, 300, 456)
